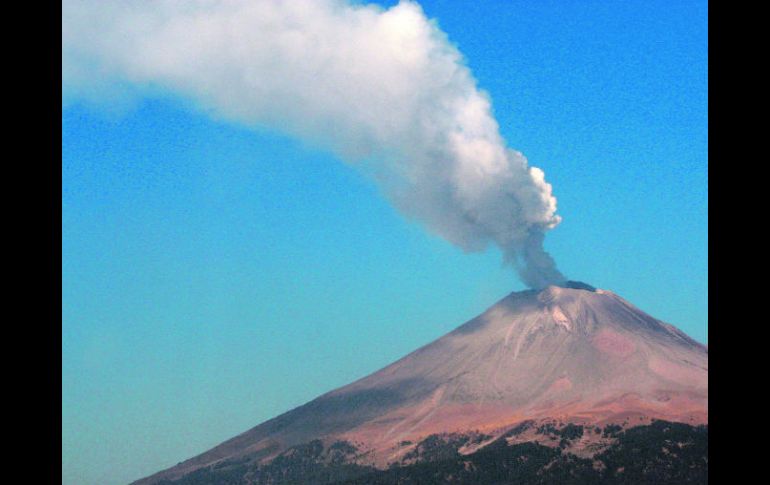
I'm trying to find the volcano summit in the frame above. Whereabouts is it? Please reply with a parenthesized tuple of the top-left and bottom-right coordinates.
(134, 283, 707, 484)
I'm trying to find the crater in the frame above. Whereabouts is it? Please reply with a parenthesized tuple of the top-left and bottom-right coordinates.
(561, 281, 597, 292)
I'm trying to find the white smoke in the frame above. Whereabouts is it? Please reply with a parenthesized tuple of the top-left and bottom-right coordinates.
(63, 0, 566, 288)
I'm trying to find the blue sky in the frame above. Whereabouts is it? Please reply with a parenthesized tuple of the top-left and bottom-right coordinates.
(62, 1, 707, 484)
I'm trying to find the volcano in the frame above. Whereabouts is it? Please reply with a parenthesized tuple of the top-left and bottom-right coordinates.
(134, 282, 707, 484)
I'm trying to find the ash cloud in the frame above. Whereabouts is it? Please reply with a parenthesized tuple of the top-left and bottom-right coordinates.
(63, 0, 566, 288)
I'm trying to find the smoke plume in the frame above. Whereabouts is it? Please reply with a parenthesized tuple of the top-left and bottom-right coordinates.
(63, 0, 566, 288)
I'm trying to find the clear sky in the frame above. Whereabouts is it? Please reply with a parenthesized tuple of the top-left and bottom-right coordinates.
(62, 1, 707, 484)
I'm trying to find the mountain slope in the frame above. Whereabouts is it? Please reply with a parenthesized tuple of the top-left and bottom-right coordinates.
(134, 282, 707, 484)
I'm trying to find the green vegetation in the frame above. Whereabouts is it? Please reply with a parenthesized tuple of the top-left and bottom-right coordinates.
(159, 420, 707, 484)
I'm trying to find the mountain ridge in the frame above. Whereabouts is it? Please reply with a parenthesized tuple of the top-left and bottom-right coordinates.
(133, 283, 707, 484)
